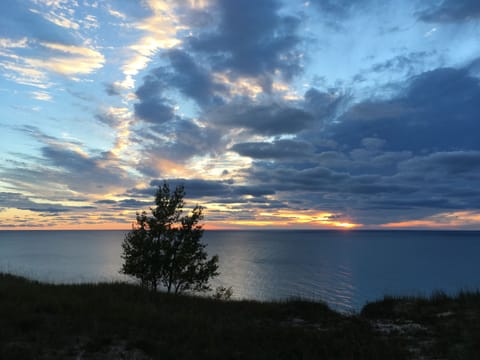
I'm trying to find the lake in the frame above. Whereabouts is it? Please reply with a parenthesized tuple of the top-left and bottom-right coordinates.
(1, 230, 479, 312)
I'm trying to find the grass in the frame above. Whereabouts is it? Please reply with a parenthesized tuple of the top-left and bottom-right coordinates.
(0, 273, 478, 359)
(361, 290, 480, 359)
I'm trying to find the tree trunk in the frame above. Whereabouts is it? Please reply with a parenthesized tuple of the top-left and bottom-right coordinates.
(174, 283, 180, 294)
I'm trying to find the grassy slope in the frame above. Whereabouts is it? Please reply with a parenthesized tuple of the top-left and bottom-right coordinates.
(1, 274, 478, 359)
(362, 291, 480, 359)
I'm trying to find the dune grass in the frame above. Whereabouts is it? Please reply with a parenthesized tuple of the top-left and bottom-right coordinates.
(1, 273, 478, 359)
(361, 290, 480, 359)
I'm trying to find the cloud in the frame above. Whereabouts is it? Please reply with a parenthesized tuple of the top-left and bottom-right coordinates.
(329, 67, 480, 152)
(127, 178, 276, 201)
(119, 0, 183, 88)
(381, 211, 480, 229)
(28, 42, 105, 76)
(2, 0, 480, 229)
(189, 0, 302, 80)
(29, 6, 80, 30)
(398, 151, 480, 176)
(0, 127, 134, 197)
(207, 102, 315, 135)
(236, 144, 480, 225)
(0, 192, 79, 213)
(133, 68, 177, 123)
(95, 198, 153, 209)
(231, 139, 314, 159)
(308, 0, 358, 17)
(134, 118, 224, 175)
(95, 107, 131, 127)
(418, 0, 480, 23)
(369, 51, 432, 76)
(104, 82, 122, 96)
(165, 49, 225, 106)
(107, 0, 153, 20)
(38, 144, 132, 194)
(0, 37, 29, 49)
(95, 199, 117, 205)
(247, 164, 350, 191)
(128, 61, 480, 225)
(31, 91, 52, 101)
(0, 40, 105, 88)
(304, 88, 346, 124)
(134, 97, 176, 124)
(0, 1, 77, 44)
(0, 59, 51, 89)
(133, 49, 225, 109)
(125, 178, 281, 210)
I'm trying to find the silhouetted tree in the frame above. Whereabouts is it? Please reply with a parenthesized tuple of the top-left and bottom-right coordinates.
(120, 181, 219, 293)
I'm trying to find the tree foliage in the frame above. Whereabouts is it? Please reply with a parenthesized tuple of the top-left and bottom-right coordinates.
(120, 182, 219, 294)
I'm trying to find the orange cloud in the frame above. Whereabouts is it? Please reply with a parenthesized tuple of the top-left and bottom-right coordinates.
(381, 211, 480, 229)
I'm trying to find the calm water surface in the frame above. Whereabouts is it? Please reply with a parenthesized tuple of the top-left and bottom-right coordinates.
(0, 230, 479, 312)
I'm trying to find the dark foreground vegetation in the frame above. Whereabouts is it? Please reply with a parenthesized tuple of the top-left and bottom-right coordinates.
(0, 274, 478, 359)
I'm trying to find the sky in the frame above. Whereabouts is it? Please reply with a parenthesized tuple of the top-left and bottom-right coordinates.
(1, 0, 480, 230)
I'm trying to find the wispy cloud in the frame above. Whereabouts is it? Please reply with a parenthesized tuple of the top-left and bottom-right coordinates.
(0, 37, 29, 48)
(31, 91, 52, 101)
(118, 0, 185, 90)
(0, 40, 104, 87)
(30, 42, 105, 76)
(0, 63, 49, 88)
(29, 8, 80, 30)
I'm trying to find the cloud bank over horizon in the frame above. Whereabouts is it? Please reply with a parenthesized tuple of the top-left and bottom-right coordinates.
(1, 0, 480, 229)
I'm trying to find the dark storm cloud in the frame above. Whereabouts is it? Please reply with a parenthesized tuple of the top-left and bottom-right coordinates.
(330, 67, 480, 152)
(0, 0, 76, 44)
(189, 0, 302, 80)
(231, 139, 314, 159)
(418, 0, 480, 23)
(207, 102, 315, 135)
